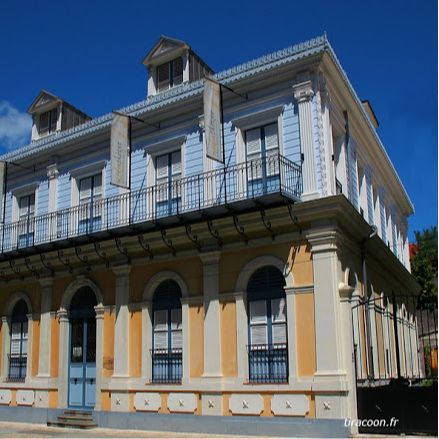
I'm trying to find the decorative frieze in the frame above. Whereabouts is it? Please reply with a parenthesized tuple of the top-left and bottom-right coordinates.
(134, 392, 161, 412)
(16, 390, 34, 406)
(229, 394, 263, 415)
(0, 389, 11, 405)
(271, 394, 309, 416)
(168, 393, 197, 413)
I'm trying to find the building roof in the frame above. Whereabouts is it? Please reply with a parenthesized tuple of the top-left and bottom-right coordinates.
(0, 34, 414, 214)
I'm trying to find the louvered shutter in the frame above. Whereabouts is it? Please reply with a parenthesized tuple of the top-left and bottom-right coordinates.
(246, 128, 262, 180)
(249, 300, 268, 345)
(10, 322, 22, 356)
(271, 298, 287, 345)
(171, 308, 182, 349)
(153, 310, 168, 350)
(156, 155, 169, 202)
(50, 108, 58, 132)
(79, 177, 92, 221)
(265, 123, 279, 176)
(171, 151, 182, 199)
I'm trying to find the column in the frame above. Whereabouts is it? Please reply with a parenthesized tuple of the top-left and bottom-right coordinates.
(201, 251, 222, 377)
(37, 277, 53, 378)
(307, 226, 348, 419)
(25, 313, 34, 382)
(233, 291, 247, 381)
(180, 297, 191, 383)
(284, 287, 299, 380)
(94, 305, 105, 411)
(57, 308, 69, 408)
(141, 300, 152, 381)
(112, 264, 131, 377)
(293, 74, 319, 201)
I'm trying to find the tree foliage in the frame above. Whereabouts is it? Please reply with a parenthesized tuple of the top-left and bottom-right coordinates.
(411, 226, 437, 306)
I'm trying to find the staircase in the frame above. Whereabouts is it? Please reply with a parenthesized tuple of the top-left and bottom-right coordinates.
(47, 410, 97, 429)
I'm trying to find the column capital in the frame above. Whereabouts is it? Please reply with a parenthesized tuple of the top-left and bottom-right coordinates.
(306, 228, 342, 254)
(39, 277, 53, 288)
(57, 308, 68, 322)
(94, 305, 105, 319)
(199, 251, 221, 265)
(112, 263, 131, 277)
(292, 79, 314, 103)
(180, 296, 203, 306)
(1, 316, 9, 323)
(338, 283, 355, 300)
(232, 291, 247, 301)
(46, 164, 59, 180)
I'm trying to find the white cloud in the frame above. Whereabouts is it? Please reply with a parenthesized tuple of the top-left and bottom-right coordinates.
(0, 101, 32, 151)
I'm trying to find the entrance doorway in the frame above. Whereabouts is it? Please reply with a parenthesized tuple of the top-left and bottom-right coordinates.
(68, 287, 97, 409)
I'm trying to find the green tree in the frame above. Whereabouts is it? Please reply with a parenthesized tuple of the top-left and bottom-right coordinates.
(411, 226, 437, 307)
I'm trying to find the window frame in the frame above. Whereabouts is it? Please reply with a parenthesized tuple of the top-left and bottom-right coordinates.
(156, 57, 183, 92)
(38, 108, 58, 135)
(8, 300, 29, 382)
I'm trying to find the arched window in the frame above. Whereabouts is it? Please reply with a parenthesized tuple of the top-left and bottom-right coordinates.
(152, 280, 182, 383)
(9, 300, 28, 381)
(247, 266, 287, 383)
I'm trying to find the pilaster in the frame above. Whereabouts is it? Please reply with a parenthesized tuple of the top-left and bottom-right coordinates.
(112, 264, 131, 378)
(293, 74, 319, 201)
(57, 308, 69, 408)
(37, 277, 53, 378)
(233, 291, 247, 381)
(94, 304, 105, 410)
(200, 251, 222, 378)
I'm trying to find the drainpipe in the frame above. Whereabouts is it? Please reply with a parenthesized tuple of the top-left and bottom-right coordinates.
(362, 225, 378, 379)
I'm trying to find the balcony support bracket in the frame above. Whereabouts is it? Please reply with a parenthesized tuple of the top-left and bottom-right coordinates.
(93, 242, 110, 268)
(40, 254, 54, 276)
(115, 238, 130, 262)
(206, 218, 222, 247)
(9, 260, 23, 279)
(138, 235, 154, 260)
(25, 257, 40, 279)
(286, 203, 302, 235)
(260, 209, 275, 241)
(184, 223, 201, 251)
(233, 214, 248, 244)
(74, 247, 91, 271)
(160, 229, 176, 256)
(57, 250, 73, 273)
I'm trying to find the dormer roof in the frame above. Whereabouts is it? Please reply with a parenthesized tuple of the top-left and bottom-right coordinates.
(27, 90, 62, 114)
(142, 35, 190, 66)
(27, 89, 91, 120)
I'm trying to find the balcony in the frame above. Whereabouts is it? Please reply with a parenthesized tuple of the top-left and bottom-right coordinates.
(0, 154, 302, 255)
(7, 355, 27, 382)
(151, 348, 182, 384)
(248, 343, 288, 383)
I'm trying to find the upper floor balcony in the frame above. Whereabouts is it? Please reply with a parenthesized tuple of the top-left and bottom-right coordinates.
(0, 154, 302, 256)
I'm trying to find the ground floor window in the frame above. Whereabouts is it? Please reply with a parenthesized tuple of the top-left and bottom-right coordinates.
(8, 300, 28, 382)
(152, 279, 183, 383)
(247, 266, 288, 383)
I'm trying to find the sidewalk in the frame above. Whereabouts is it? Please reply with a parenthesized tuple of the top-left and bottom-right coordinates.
(0, 422, 256, 438)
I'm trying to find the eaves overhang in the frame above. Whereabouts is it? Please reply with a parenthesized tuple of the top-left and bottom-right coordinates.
(0, 35, 327, 163)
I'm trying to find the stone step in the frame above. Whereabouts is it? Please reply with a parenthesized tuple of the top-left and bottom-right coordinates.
(47, 420, 97, 430)
(63, 409, 93, 416)
(58, 415, 94, 422)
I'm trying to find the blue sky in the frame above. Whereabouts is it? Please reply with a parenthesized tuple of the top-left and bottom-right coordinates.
(0, 0, 436, 239)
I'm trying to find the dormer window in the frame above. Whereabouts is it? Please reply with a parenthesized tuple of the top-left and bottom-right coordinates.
(157, 57, 183, 92)
(142, 36, 214, 97)
(39, 108, 58, 135)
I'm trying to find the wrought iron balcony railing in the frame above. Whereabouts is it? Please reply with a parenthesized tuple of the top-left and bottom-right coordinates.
(151, 348, 182, 384)
(248, 343, 288, 383)
(7, 354, 27, 382)
(0, 154, 302, 254)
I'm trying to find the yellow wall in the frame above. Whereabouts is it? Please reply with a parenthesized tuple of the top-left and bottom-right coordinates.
(103, 311, 115, 377)
(296, 292, 316, 376)
(49, 390, 58, 408)
(130, 257, 203, 302)
(31, 319, 40, 377)
(129, 310, 142, 377)
(189, 304, 203, 377)
(220, 301, 237, 377)
(219, 242, 312, 293)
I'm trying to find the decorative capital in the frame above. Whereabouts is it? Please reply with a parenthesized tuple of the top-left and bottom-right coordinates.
(338, 282, 355, 300)
(306, 228, 342, 254)
(293, 79, 314, 103)
(112, 264, 131, 277)
(199, 251, 221, 265)
(57, 308, 68, 322)
(94, 304, 105, 319)
(46, 164, 59, 180)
